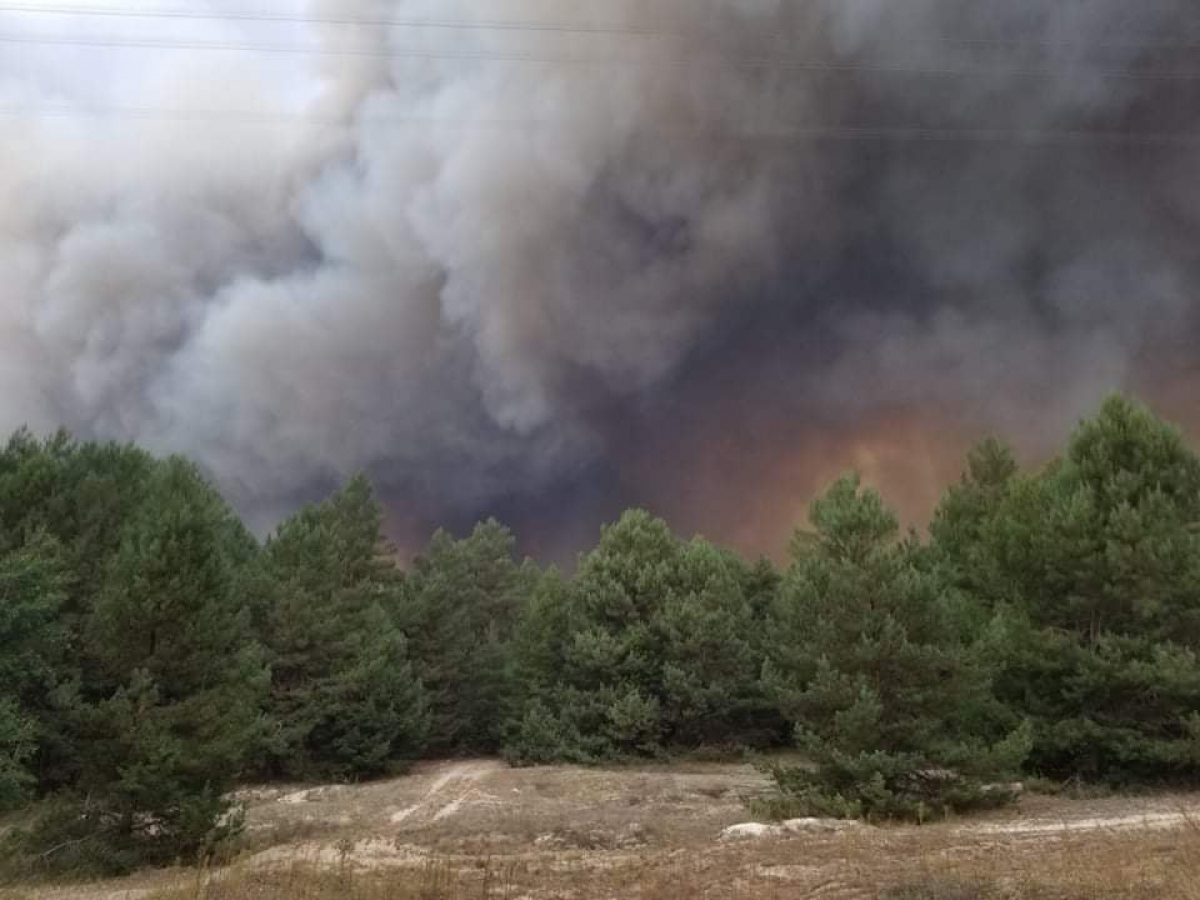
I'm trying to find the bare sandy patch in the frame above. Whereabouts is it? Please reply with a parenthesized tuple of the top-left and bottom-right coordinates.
(10, 762, 1200, 900)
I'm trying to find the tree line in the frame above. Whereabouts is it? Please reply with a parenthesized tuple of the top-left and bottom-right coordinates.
(0, 395, 1198, 873)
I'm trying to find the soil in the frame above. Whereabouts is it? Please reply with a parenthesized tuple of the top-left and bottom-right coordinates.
(10, 760, 1200, 900)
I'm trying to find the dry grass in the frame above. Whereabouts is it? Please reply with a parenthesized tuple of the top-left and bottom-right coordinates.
(884, 823, 1200, 900)
(131, 818, 1200, 900)
(7, 765, 1200, 900)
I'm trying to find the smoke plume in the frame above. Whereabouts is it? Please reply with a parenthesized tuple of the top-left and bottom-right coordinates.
(1, 0, 1197, 557)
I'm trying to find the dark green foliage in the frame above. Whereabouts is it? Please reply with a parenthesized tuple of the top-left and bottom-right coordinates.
(401, 520, 530, 754)
(0, 431, 156, 602)
(0, 531, 68, 808)
(254, 475, 428, 780)
(0, 432, 157, 790)
(504, 569, 581, 764)
(68, 457, 267, 868)
(0, 700, 34, 812)
(928, 438, 1021, 619)
(507, 510, 779, 762)
(764, 476, 1029, 821)
(931, 396, 1200, 783)
(658, 541, 783, 747)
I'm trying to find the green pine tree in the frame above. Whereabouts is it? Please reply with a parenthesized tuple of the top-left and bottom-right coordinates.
(401, 520, 530, 754)
(67, 457, 268, 869)
(942, 396, 1200, 782)
(0, 531, 68, 809)
(256, 474, 427, 780)
(0, 431, 158, 791)
(764, 475, 1028, 821)
(0, 699, 34, 813)
(658, 539, 778, 747)
(507, 510, 777, 762)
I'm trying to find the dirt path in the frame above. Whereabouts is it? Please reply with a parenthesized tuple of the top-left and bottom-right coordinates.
(964, 805, 1200, 838)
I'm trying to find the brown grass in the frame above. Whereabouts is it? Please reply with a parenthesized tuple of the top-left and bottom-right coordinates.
(7, 765, 1200, 900)
(134, 818, 1200, 900)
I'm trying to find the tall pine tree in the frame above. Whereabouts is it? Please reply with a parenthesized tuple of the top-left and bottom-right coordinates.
(401, 520, 530, 754)
(72, 457, 268, 868)
(255, 474, 427, 780)
(0, 531, 67, 809)
(764, 475, 1028, 821)
(0, 432, 158, 791)
(936, 397, 1200, 781)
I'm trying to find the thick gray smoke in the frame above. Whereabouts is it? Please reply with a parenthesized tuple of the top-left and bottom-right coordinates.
(1, 0, 1197, 551)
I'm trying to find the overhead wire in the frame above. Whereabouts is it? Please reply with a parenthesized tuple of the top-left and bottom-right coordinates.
(0, 2, 1197, 52)
(0, 3, 1194, 144)
(1, 29, 1200, 82)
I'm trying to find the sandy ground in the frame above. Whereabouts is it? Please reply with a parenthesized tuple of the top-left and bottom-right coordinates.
(11, 760, 1200, 900)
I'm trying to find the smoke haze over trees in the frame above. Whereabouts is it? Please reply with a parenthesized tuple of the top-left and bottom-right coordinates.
(1, 0, 1198, 558)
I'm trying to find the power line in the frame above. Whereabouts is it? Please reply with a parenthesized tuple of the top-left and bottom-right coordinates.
(3, 3, 682, 38)
(1, 105, 1196, 146)
(1, 2, 1198, 52)
(2, 30, 1200, 82)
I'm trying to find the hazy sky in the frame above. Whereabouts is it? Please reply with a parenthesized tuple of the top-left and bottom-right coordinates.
(1, 0, 1197, 560)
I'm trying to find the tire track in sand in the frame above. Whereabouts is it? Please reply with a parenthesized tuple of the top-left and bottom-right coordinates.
(389, 759, 501, 825)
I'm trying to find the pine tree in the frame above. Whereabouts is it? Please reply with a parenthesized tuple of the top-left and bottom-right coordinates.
(764, 475, 1028, 821)
(929, 438, 1020, 605)
(401, 520, 530, 754)
(64, 457, 268, 869)
(657, 539, 777, 747)
(256, 474, 427, 779)
(0, 531, 68, 808)
(507, 510, 777, 762)
(0, 432, 158, 791)
(0, 699, 33, 812)
(949, 397, 1200, 781)
(504, 567, 581, 763)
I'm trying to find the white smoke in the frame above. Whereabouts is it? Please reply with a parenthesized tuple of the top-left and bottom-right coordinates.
(0, 0, 1195, 534)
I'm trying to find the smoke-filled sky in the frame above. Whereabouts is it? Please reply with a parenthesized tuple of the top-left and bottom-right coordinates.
(1, 0, 1198, 561)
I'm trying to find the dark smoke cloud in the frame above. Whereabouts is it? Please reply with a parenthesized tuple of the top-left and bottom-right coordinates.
(1, 0, 1197, 558)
